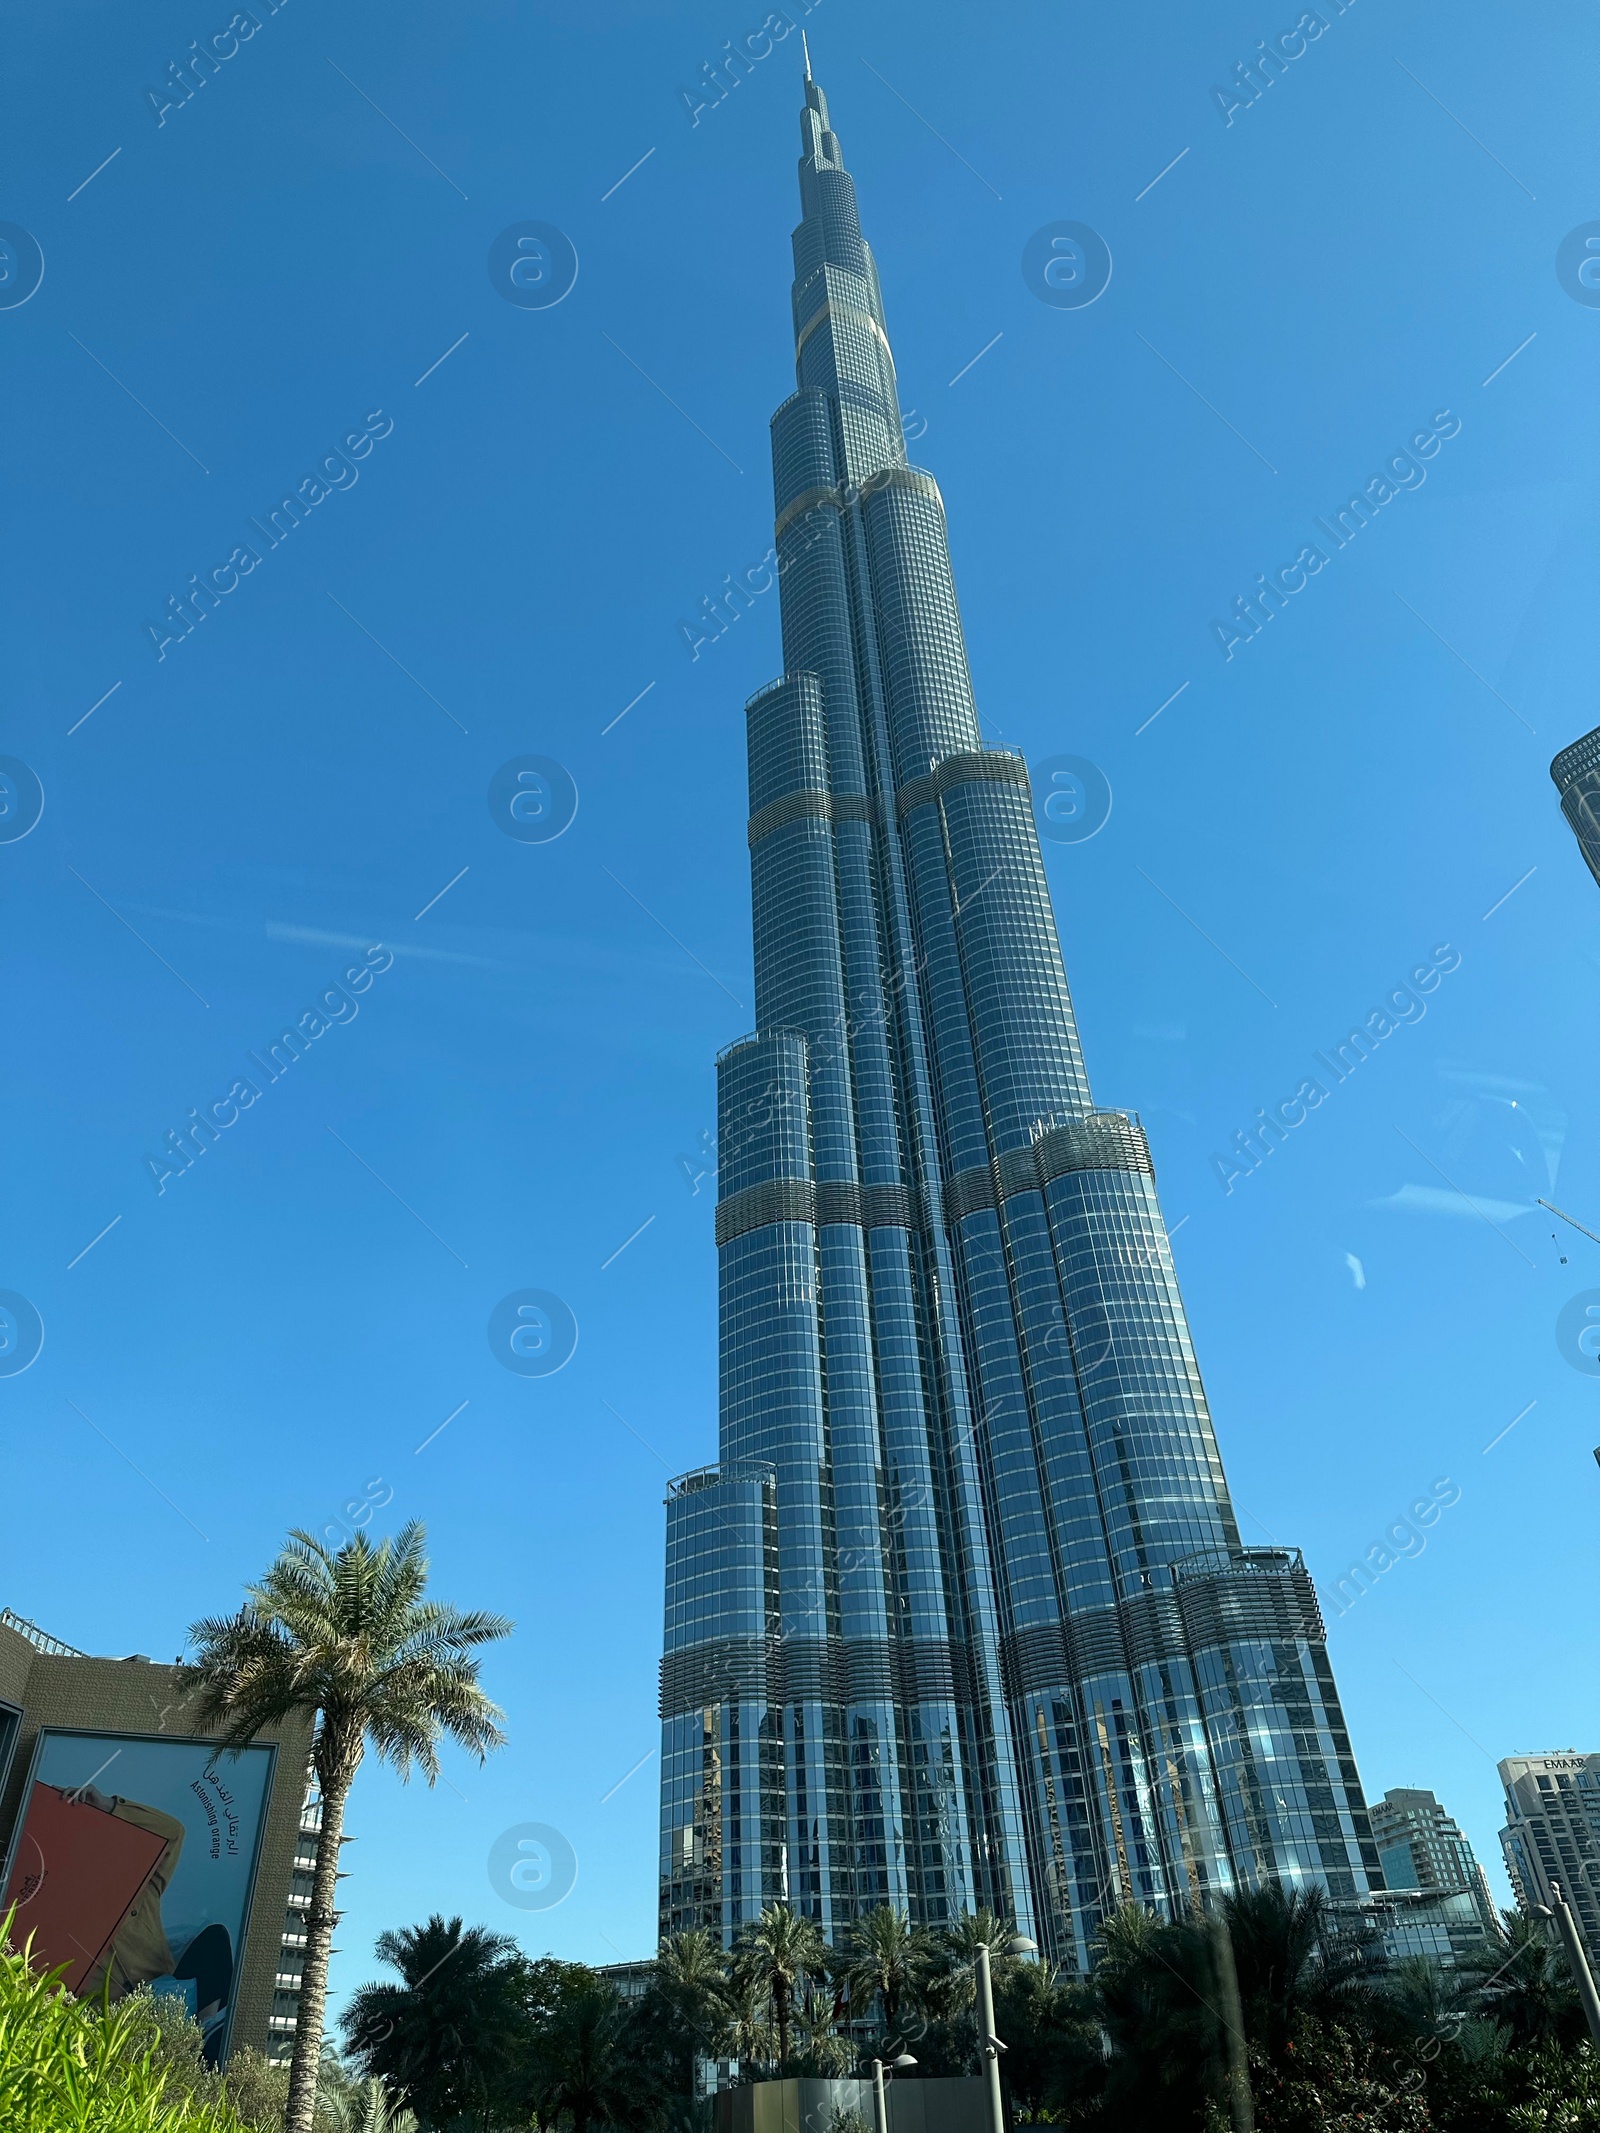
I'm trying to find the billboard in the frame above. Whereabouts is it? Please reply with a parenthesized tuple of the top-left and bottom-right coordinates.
(2, 1730, 277, 2062)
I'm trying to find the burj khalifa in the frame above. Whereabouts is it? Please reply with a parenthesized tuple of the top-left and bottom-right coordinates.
(658, 63, 1379, 1967)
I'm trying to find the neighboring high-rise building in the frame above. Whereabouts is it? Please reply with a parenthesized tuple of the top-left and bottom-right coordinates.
(1500, 1753, 1600, 1972)
(1550, 725, 1600, 888)
(1365, 1787, 1500, 1963)
(657, 64, 1381, 1968)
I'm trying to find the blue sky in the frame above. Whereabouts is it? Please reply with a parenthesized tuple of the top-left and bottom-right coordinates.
(4, 0, 1598, 2002)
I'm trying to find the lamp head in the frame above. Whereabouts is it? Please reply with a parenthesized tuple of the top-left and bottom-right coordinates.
(892, 2054, 918, 2069)
(1006, 1934, 1038, 1956)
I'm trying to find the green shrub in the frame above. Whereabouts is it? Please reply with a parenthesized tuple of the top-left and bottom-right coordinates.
(0, 1932, 256, 2132)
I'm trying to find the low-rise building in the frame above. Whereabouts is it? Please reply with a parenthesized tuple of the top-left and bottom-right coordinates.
(0, 1606, 313, 2065)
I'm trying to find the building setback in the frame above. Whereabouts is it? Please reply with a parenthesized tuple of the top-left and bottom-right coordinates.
(658, 63, 1381, 1967)
(1500, 1752, 1600, 1973)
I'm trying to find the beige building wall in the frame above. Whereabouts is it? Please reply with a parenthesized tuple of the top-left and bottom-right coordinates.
(0, 1612, 314, 2062)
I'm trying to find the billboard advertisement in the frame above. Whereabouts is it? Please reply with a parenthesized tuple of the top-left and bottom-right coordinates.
(2, 1730, 277, 2062)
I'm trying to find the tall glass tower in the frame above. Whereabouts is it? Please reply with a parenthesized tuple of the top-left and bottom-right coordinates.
(658, 66, 1380, 1968)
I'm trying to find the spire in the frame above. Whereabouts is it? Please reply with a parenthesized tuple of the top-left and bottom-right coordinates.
(801, 27, 812, 80)
(799, 65, 843, 180)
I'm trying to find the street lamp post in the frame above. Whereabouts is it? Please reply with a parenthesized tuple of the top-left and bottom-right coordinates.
(1540, 1882, 1600, 2051)
(975, 1935, 1036, 2133)
(869, 2052, 918, 2133)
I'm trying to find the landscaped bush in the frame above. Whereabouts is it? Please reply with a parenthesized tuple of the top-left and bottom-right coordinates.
(0, 1928, 366, 2133)
(0, 1931, 257, 2133)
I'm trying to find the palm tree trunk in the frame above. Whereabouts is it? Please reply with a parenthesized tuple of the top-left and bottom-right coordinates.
(776, 1977, 791, 2072)
(284, 1775, 349, 2133)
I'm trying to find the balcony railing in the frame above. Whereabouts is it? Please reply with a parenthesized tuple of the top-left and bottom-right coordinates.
(0, 1609, 87, 1658)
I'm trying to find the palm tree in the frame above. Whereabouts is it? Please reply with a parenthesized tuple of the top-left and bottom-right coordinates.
(1092, 1903, 1220, 2131)
(1375, 1952, 1466, 2046)
(790, 1968, 855, 2075)
(345, 2075, 417, 2133)
(991, 1956, 1104, 2122)
(179, 1524, 510, 2133)
(1221, 1883, 1371, 2056)
(631, 1928, 734, 2113)
(840, 1905, 934, 2042)
(735, 1904, 828, 2071)
(342, 1916, 527, 2129)
(1462, 1908, 1581, 2048)
(927, 1909, 1024, 2019)
(719, 1966, 778, 2072)
(648, 1930, 732, 2070)
(524, 1975, 644, 2133)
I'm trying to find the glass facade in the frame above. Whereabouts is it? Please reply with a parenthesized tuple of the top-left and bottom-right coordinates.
(1500, 1753, 1600, 1974)
(1363, 1787, 1499, 1965)
(1550, 724, 1600, 889)
(659, 68, 1380, 1965)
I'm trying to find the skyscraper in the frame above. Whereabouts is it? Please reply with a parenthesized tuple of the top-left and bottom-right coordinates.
(1550, 725, 1600, 890)
(1367, 1787, 1500, 1964)
(1500, 1753, 1600, 1974)
(658, 65, 1380, 1967)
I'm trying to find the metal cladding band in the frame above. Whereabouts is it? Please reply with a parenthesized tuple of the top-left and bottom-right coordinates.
(715, 1175, 921, 1243)
(1551, 721, 1600, 889)
(659, 1636, 769, 1716)
(660, 1633, 974, 1719)
(1070, 1609, 1132, 1679)
(665, 1460, 774, 1498)
(993, 1144, 1039, 1201)
(943, 1165, 996, 1221)
(998, 1609, 1140, 1696)
(858, 464, 941, 506)
(1035, 1109, 1155, 1180)
(1174, 1547, 1327, 1650)
(772, 483, 840, 541)
(860, 1182, 913, 1227)
(773, 463, 940, 541)
(1119, 1590, 1189, 1671)
(714, 1177, 815, 1244)
(795, 298, 895, 371)
(943, 1112, 1155, 1231)
(747, 788, 878, 845)
(894, 749, 1031, 820)
(998, 1568, 1309, 1700)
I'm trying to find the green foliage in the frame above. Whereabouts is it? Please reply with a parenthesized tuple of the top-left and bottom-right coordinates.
(731, 1905, 828, 2073)
(315, 1889, 1600, 2132)
(340, 1916, 536, 2129)
(822, 2109, 870, 2133)
(1238, 2018, 1433, 2132)
(836, 1906, 936, 2042)
(1459, 1911, 1585, 2052)
(337, 2077, 416, 2133)
(991, 1961, 1103, 2122)
(521, 1975, 644, 2133)
(111, 1991, 352, 2133)
(179, 1524, 512, 1792)
(1427, 2037, 1600, 2131)
(181, 1524, 512, 2133)
(0, 1933, 253, 2133)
